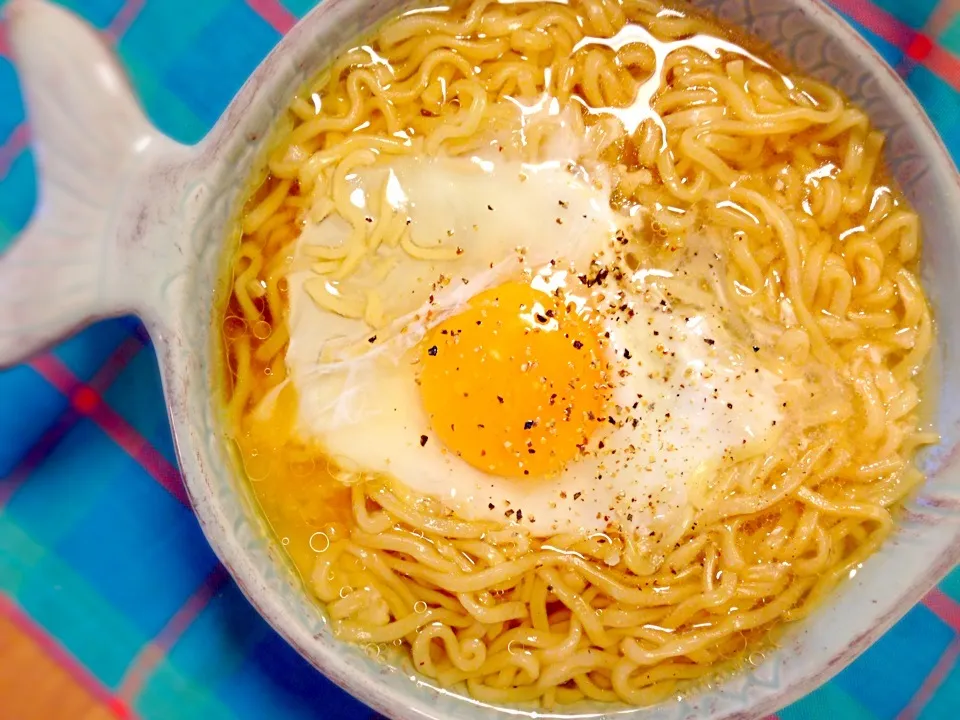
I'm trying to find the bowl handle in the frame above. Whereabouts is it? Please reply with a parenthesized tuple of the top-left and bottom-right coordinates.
(0, 0, 195, 368)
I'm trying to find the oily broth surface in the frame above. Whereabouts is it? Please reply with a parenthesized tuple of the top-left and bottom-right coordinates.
(218, 0, 935, 708)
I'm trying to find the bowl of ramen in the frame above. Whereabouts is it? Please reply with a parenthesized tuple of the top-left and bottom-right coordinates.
(1, 0, 959, 717)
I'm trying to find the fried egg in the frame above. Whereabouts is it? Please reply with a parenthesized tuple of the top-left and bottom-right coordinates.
(284, 154, 782, 537)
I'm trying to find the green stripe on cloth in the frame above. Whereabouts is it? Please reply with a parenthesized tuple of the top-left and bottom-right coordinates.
(137, 661, 237, 720)
(0, 514, 147, 687)
(780, 680, 877, 720)
(939, 13, 960, 53)
(116, 54, 209, 145)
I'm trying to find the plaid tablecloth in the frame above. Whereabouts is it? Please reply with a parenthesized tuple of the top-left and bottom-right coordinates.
(0, 1, 958, 718)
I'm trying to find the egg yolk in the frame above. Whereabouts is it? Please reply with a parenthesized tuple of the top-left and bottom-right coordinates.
(418, 281, 610, 478)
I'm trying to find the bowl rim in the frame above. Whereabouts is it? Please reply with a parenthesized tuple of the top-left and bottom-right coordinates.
(169, 1, 960, 718)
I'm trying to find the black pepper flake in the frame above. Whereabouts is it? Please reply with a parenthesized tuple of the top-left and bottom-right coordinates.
(727, 403, 733, 409)
(516, 509, 523, 520)
(488, 503, 495, 510)
(704, 338, 715, 345)
(419, 435, 428, 447)
(368, 335, 377, 343)
(753, 346, 760, 352)
(623, 349, 632, 359)
(497, 396, 504, 404)
(574, 492, 582, 500)
(524, 420, 536, 430)
(573, 340, 583, 350)
(427, 345, 438, 356)
(487, 204, 494, 211)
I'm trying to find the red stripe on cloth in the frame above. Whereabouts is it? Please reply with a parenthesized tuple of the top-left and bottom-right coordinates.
(0, 20, 9, 58)
(245, 0, 297, 34)
(828, 0, 916, 47)
(0, 121, 29, 180)
(828, 0, 960, 89)
(923, 588, 960, 633)
(153, 565, 228, 651)
(0, 411, 80, 505)
(0, 594, 136, 719)
(924, 44, 960, 92)
(89, 401, 188, 505)
(104, 0, 146, 42)
(896, 636, 960, 720)
(117, 565, 228, 702)
(90, 335, 148, 391)
(28, 353, 188, 506)
(29, 353, 80, 395)
(906, 33, 935, 61)
(3, 339, 147, 505)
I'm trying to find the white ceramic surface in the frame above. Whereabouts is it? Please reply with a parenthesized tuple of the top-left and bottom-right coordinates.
(1, 0, 958, 718)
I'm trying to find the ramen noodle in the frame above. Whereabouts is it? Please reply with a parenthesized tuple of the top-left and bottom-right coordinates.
(218, 0, 937, 707)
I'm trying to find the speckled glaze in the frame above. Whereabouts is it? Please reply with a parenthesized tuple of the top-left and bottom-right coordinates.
(0, 0, 958, 717)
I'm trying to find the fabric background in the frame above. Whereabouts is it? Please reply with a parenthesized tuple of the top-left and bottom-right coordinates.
(0, 0, 958, 718)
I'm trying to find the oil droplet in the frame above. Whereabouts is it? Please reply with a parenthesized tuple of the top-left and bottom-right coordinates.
(414, 601, 427, 614)
(222, 316, 247, 339)
(281, 536, 290, 546)
(253, 320, 273, 340)
(309, 531, 330, 553)
(241, 446, 273, 482)
(748, 651, 765, 667)
(339, 585, 353, 599)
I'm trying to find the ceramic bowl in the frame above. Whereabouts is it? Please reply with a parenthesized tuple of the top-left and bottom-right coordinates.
(1, 0, 958, 718)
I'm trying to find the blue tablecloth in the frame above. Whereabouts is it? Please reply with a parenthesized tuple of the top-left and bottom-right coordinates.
(1, 1, 959, 718)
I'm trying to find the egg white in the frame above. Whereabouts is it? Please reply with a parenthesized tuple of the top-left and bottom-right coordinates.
(284, 155, 783, 537)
